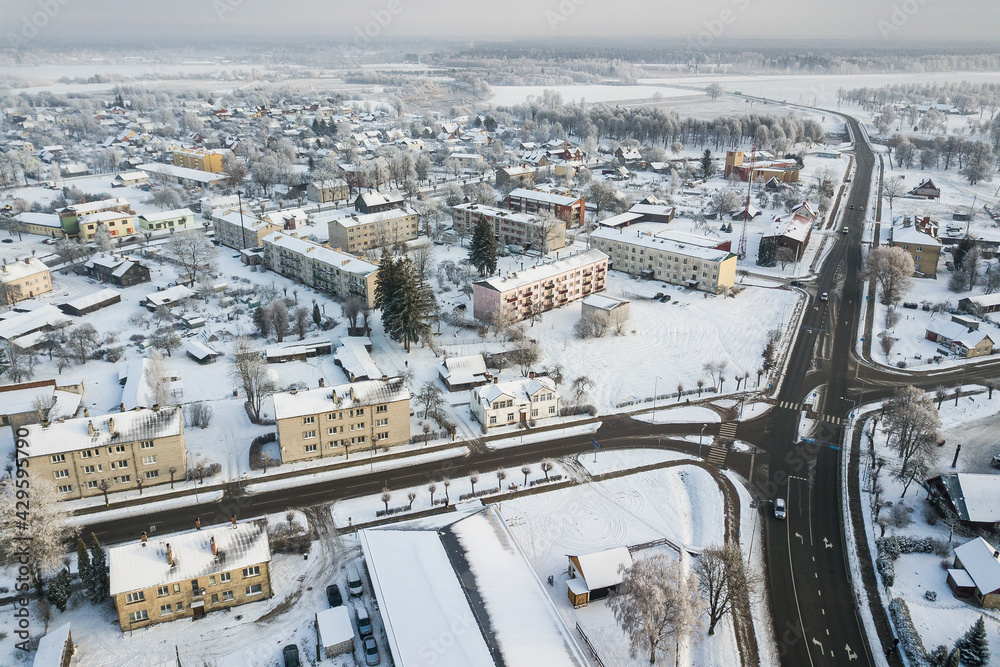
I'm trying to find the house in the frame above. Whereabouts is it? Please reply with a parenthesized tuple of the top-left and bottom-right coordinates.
(316, 607, 354, 659)
(627, 203, 675, 224)
(0, 304, 71, 346)
(724, 150, 799, 183)
(591, 225, 737, 294)
(212, 210, 282, 251)
(108, 519, 272, 631)
(21, 405, 186, 500)
(334, 337, 382, 382)
(82, 255, 151, 287)
(439, 354, 490, 392)
(0, 379, 83, 428)
(452, 203, 566, 253)
(264, 337, 333, 363)
(566, 547, 633, 607)
(948, 537, 1000, 608)
(32, 622, 73, 667)
(185, 340, 219, 364)
(271, 377, 410, 462)
(908, 178, 941, 200)
(768, 215, 814, 261)
(58, 288, 121, 316)
(359, 505, 589, 667)
(262, 233, 379, 308)
(473, 249, 608, 323)
(307, 179, 350, 204)
(325, 208, 419, 254)
(78, 211, 136, 241)
(14, 212, 64, 238)
(924, 319, 994, 358)
(143, 284, 195, 311)
(111, 170, 149, 188)
(581, 294, 630, 329)
(447, 152, 484, 171)
(171, 147, 230, 173)
(354, 192, 404, 214)
(472, 376, 559, 428)
(890, 221, 941, 277)
(506, 188, 586, 229)
(929, 473, 1000, 531)
(614, 146, 643, 163)
(959, 294, 1000, 315)
(0, 258, 52, 303)
(496, 166, 535, 189)
(138, 208, 197, 232)
(59, 198, 133, 236)
(137, 163, 228, 189)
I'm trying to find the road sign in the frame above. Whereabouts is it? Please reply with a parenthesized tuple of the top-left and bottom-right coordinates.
(591, 438, 600, 450)
(801, 437, 816, 444)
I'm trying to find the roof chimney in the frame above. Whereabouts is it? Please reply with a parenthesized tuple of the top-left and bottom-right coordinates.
(140, 531, 147, 546)
(119, 402, 125, 413)
(166, 543, 173, 566)
(108, 417, 115, 435)
(152, 404, 160, 412)
(230, 514, 237, 528)
(84, 408, 90, 417)
(290, 388, 297, 395)
(195, 517, 202, 530)
(318, 378, 325, 388)
(210, 536, 217, 556)
(88, 421, 96, 437)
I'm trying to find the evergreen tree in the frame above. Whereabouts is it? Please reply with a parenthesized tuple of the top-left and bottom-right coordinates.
(388, 258, 436, 353)
(468, 215, 497, 277)
(375, 249, 405, 339)
(955, 616, 990, 666)
(46, 568, 72, 612)
(312, 302, 322, 326)
(701, 149, 714, 180)
(88, 532, 109, 603)
(757, 236, 777, 267)
(76, 539, 92, 600)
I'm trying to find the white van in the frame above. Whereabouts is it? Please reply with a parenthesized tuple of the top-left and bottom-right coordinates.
(347, 565, 363, 597)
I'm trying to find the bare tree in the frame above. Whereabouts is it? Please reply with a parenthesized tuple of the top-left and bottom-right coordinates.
(267, 300, 290, 343)
(343, 296, 364, 331)
(229, 336, 274, 422)
(883, 386, 942, 473)
(509, 340, 542, 377)
(865, 246, 914, 305)
(145, 350, 171, 406)
(694, 544, 760, 636)
(609, 554, 705, 664)
(416, 381, 444, 419)
(0, 478, 72, 596)
(521, 466, 532, 486)
(163, 231, 217, 287)
(294, 306, 310, 340)
(882, 178, 905, 215)
(532, 210, 562, 255)
(381, 488, 392, 513)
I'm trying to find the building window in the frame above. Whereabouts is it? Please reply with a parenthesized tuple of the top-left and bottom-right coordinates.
(305, 444, 317, 453)
(219, 572, 231, 583)
(209, 576, 216, 586)
(141, 456, 156, 465)
(246, 584, 263, 596)
(302, 416, 315, 425)
(84, 465, 96, 474)
(173, 583, 181, 593)
(87, 480, 98, 489)
(549, 406, 556, 414)
(157, 586, 169, 597)
(222, 590, 234, 601)
(376, 405, 387, 413)
(303, 430, 317, 439)
(129, 610, 149, 623)
(57, 484, 73, 494)
(145, 470, 159, 479)
(211, 593, 219, 604)
(489, 416, 497, 425)
(176, 602, 183, 612)
(507, 413, 515, 421)
(54, 470, 69, 479)
(243, 565, 260, 577)
(160, 604, 173, 615)
(126, 591, 146, 604)
(81, 450, 92, 459)
(50, 454, 66, 463)
(118, 475, 131, 483)
(377, 432, 389, 440)
(376, 418, 388, 427)
(140, 441, 154, 449)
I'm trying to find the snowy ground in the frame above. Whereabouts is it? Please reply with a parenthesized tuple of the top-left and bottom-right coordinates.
(859, 389, 1000, 662)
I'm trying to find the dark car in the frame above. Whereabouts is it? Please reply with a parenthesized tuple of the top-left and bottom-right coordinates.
(282, 644, 301, 667)
(658, 295, 671, 303)
(363, 636, 380, 665)
(326, 584, 343, 607)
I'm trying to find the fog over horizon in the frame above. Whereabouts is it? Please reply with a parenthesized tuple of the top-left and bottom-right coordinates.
(3, 0, 999, 48)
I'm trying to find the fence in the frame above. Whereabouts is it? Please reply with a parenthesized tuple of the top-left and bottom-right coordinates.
(575, 623, 605, 667)
(615, 386, 718, 409)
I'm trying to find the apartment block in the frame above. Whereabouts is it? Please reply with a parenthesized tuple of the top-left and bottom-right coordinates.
(109, 520, 272, 631)
(326, 208, 419, 254)
(22, 406, 186, 500)
(272, 378, 411, 463)
(472, 249, 608, 323)
(0, 257, 52, 304)
(452, 203, 566, 252)
(78, 211, 136, 241)
(505, 188, 585, 228)
(172, 147, 230, 173)
(59, 198, 133, 236)
(212, 210, 282, 251)
(591, 225, 737, 294)
(262, 232, 379, 308)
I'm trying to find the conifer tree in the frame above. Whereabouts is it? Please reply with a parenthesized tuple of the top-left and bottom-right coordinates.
(88, 533, 109, 603)
(955, 616, 990, 666)
(46, 568, 72, 612)
(375, 249, 404, 336)
(390, 258, 436, 352)
(468, 215, 497, 277)
(76, 539, 92, 601)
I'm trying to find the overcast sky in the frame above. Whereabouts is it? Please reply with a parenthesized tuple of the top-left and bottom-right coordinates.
(6, 0, 999, 45)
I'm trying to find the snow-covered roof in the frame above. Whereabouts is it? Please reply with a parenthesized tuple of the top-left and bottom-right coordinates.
(79, 210, 132, 225)
(0, 382, 79, 420)
(331, 207, 417, 229)
(137, 162, 228, 185)
(962, 294, 1000, 309)
(109, 520, 271, 596)
(32, 622, 71, 667)
(0, 304, 70, 341)
(64, 198, 130, 216)
(272, 377, 409, 421)
(0, 258, 49, 283)
(773, 215, 812, 243)
(508, 188, 580, 206)
(185, 340, 218, 360)
(475, 376, 556, 410)
(925, 319, 986, 348)
(357, 192, 403, 207)
(892, 224, 941, 247)
(14, 212, 61, 228)
(334, 337, 382, 381)
(571, 547, 633, 591)
(440, 354, 488, 386)
(23, 405, 183, 458)
(628, 203, 674, 218)
(316, 606, 354, 649)
(262, 233, 377, 276)
(62, 287, 120, 312)
(954, 537, 1000, 595)
(360, 506, 588, 667)
(139, 208, 195, 224)
(948, 568, 976, 589)
(144, 284, 195, 307)
(593, 225, 734, 263)
(597, 212, 644, 228)
(581, 294, 628, 312)
(476, 249, 608, 293)
(454, 203, 539, 226)
(943, 474, 1000, 523)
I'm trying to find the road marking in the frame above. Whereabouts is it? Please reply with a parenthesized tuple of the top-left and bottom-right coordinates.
(795, 532, 804, 543)
(814, 572, 818, 578)
(824, 537, 833, 549)
(812, 638, 825, 656)
(786, 478, 816, 667)
(845, 644, 858, 661)
(818, 590, 822, 596)
(822, 608, 826, 615)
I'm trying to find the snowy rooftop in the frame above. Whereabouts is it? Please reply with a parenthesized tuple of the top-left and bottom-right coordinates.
(596, 211, 644, 228)
(329, 207, 417, 229)
(942, 474, 1000, 523)
(144, 284, 195, 307)
(32, 622, 70, 667)
(508, 188, 580, 206)
(892, 224, 941, 247)
(475, 376, 556, 409)
(334, 337, 382, 381)
(62, 287, 120, 312)
(954, 537, 1000, 595)
(476, 249, 608, 292)
(15, 212, 61, 228)
(571, 547, 633, 591)
(0, 257, 49, 283)
(271, 377, 409, 421)
(138, 162, 228, 184)
(139, 207, 195, 223)
(593, 225, 734, 262)
(440, 354, 488, 386)
(316, 606, 354, 649)
(357, 192, 403, 207)
(109, 520, 271, 596)
(262, 233, 377, 276)
(0, 305, 70, 341)
(454, 203, 538, 225)
(23, 405, 183, 457)
(359, 506, 588, 667)
(581, 294, 628, 311)
(63, 198, 130, 215)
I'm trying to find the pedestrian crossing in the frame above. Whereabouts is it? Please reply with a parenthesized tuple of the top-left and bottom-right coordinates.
(718, 422, 738, 440)
(706, 444, 728, 466)
(817, 414, 844, 426)
(777, 400, 806, 411)
(776, 401, 844, 426)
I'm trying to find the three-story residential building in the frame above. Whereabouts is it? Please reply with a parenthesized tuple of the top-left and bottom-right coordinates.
(78, 211, 136, 241)
(272, 378, 410, 463)
(212, 210, 282, 251)
(505, 188, 585, 228)
(109, 519, 272, 631)
(325, 208, 419, 254)
(0, 257, 52, 304)
(22, 406, 186, 500)
(262, 232, 379, 308)
(59, 198, 133, 236)
(452, 203, 566, 252)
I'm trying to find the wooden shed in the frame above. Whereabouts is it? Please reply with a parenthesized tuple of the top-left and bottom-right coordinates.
(566, 547, 633, 607)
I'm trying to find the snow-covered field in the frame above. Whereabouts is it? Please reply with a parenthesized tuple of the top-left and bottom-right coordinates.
(489, 84, 703, 107)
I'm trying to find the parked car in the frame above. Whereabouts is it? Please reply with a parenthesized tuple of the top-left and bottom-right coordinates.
(820, 292, 829, 301)
(991, 454, 1000, 469)
(282, 644, 301, 667)
(347, 565, 363, 597)
(842, 226, 849, 234)
(774, 498, 786, 520)
(790, 280, 803, 287)
(356, 605, 373, 638)
(326, 584, 343, 607)
(658, 295, 671, 303)
(363, 636, 380, 665)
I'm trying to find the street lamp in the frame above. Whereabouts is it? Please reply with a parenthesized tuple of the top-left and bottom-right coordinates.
(842, 396, 857, 428)
(653, 375, 662, 422)
(699, 423, 707, 458)
(236, 189, 247, 250)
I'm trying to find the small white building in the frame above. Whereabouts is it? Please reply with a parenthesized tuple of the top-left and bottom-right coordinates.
(316, 606, 354, 658)
(471, 376, 558, 428)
